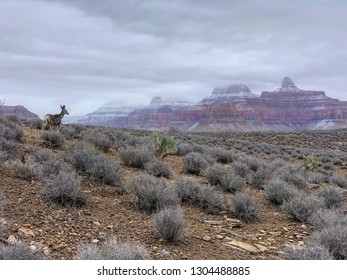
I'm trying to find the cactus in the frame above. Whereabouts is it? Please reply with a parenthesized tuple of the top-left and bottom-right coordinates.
(150, 132, 179, 158)
(304, 156, 321, 172)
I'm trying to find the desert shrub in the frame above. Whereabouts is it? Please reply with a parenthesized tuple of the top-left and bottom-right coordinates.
(0, 137, 19, 161)
(263, 179, 301, 205)
(74, 238, 150, 260)
(304, 156, 322, 172)
(64, 141, 100, 155)
(89, 155, 123, 187)
(204, 165, 245, 193)
(0, 242, 47, 260)
(318, 188, 344, 209)
(173, 179, 201, 204)
(66, 150, 96, 173)
(23, 118, 42, 130)
(209, 147, 235, 164)
(283, 163, 308, 183)
(150, 132, 178, 158)
(83, 131, 113, 152)
(41, 131, 65, 149)
(281, 244, 334, 260)
(230, 192, 261, 223)
(240, 156, 262, 172)
(251, 166, 273, 188)
(307, 172, 328, 184)
(197, 186, 224, 214)
(119, 146, 154, 169)
(12, 158, 43, 181)
(231, 162, 251, 179)
(27, 146, 51, 163)
(41, 159, 61, 177)
(126, 175, 178, 213)
(42, 171, 90, 207)
(308, 208, 347, 229)
(309, 224, 347, 259)
(281, 193, 324, 223)
(60, 125, 77, 140)
(329, 175, 347, 189)
(182, 152, 209, 175)
(154, 207, 186, 242)
(145, 159, 172, 178)
(0, 117, 24, 142)
(176, 143, 192, 156)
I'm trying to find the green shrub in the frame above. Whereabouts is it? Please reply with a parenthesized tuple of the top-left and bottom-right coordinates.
(150, 132, 178, 158)
(304, 156, 322, 172)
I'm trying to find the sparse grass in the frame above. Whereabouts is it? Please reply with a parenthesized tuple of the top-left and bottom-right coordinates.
(0, 117, 24, 142)
(74, 238, 150, 260)
(60, 125, 77, 140)
(0, 137, 19, 162)
(230, 192, 261, 223)
(41, 131, 65, 149)
(154, 207, 186, 242)
(208, 147, 235, 164)
(231, 162, 251, 179)
(173, 179, 201, 204)
(42, 171, 90, 207)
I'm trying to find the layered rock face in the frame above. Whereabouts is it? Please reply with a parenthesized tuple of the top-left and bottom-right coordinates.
(70, 77, 347, 132)
(0, 105, 39, 119)
(199, 84, 258, 105)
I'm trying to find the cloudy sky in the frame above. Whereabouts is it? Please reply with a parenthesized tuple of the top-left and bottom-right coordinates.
(1, 0, 346, 118)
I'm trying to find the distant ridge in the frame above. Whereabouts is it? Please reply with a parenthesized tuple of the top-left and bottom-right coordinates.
(68, 77, 347, 132)
(0, 105, 39, 119)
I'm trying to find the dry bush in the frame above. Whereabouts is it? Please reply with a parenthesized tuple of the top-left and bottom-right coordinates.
(230, 192, 261, 223)
(74, 238, 150, 260)
(154, 207, 186, 242)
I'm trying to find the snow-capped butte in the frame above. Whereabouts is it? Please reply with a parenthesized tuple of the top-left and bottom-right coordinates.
(199, 83, 258, 105)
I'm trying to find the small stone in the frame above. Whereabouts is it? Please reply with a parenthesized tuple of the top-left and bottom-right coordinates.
(107, 225, 114, 229)
(29, 245, 38, 252)
(283, 227, 289, 232)
(216, 235, 224, 240)
(92, 239, 99, 244)
(298, 241, 305, 246)
(93, 222, 101, 227)
(18, 227, 35, 238)
(202, 236, 211, 242)
(300, 224, 307, 229)
(43, 247, 50, 256)
(258, 230, 266, 234)
(7, 235, 18, 244)
(254, 244, 268, 252)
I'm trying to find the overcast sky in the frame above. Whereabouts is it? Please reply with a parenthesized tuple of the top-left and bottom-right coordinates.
(1, 0, 346, 118)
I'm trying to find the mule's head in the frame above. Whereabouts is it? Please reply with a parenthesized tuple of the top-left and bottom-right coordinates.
(60, 105, 69, 115)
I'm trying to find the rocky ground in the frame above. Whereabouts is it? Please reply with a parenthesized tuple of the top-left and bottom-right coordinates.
(0, 123, 346, 260)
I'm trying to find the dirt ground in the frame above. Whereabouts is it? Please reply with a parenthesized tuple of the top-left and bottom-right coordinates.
(0, 125, 346, 260)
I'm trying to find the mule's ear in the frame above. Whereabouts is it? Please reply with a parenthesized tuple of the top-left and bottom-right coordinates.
(60, 105, 63, 108)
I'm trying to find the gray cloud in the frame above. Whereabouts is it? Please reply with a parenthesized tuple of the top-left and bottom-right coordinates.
(1, 0, 346, 117)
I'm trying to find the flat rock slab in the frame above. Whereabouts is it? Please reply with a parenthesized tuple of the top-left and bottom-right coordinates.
(224, 240, 261, 253)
